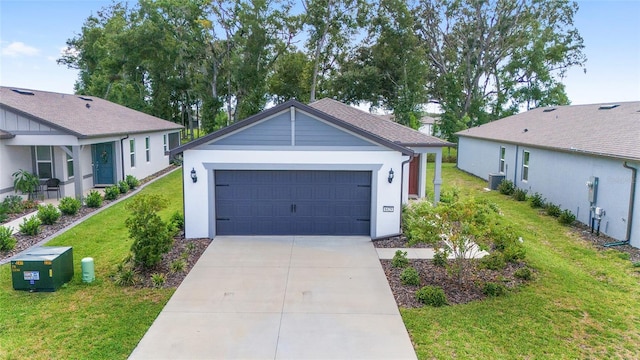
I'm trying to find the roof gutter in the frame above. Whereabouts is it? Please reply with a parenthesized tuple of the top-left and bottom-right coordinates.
(623, 161, 637, 243)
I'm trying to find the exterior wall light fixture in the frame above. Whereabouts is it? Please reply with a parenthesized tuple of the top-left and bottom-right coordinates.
(388, 168, 394, 183)
(190, 168, 198, 183)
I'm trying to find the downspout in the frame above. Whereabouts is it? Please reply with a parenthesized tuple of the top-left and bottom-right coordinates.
(120, 135, 129, 181)
(623, 162, 637, 242)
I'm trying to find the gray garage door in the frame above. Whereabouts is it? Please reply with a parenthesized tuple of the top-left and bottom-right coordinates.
(215, 170, 371, 235)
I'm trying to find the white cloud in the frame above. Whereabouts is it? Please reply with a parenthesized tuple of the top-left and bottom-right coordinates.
(1, 41, 40, 57)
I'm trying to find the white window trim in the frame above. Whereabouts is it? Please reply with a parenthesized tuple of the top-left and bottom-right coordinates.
(35, 146, 53, 180)
(499, 146, 506, 174)
(163, 134, 168, 154)
(522, 150, 530, 182)
(130, 139, 136, 168)
(66, 146, 74, 179)
(145, 136, 151, 163)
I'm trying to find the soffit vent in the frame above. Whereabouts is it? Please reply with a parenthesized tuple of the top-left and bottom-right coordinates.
(598, 104, 619, 110)
(11, 89, 34, 96)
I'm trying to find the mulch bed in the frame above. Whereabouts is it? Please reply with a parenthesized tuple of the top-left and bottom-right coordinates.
(372, 234, 436, 248)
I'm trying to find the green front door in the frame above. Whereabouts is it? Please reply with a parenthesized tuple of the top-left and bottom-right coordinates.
(92, 143, 115, 185)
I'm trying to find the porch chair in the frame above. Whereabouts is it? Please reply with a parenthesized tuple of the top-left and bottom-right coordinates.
(45, 178, 61, 200)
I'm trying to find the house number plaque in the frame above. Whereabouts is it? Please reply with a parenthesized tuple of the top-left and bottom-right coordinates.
(383, 206, 394, 212)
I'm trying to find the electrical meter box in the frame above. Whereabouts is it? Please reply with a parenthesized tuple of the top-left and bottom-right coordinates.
(587, 176, 599, 203)
(11, 246, 74, 292)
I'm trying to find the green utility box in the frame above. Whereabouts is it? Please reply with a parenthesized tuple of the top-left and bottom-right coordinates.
(11, 246, 74, 292)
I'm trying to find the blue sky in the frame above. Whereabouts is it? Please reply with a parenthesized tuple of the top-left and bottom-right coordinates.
(1, 0, 638, 106)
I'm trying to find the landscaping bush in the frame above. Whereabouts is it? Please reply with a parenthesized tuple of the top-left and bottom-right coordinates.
(479, 252, 506, 270)
(391, 250, 409, 268)
(170, 259, 187, 273)
(85, 190, 103, 208)
(490, 225, 526, 263)
(151, 273, 166, 288)
(2, 195, 24, 213)
(497, 179, 515, 195)
(0, 226, 16, 251)
(118, 180, 130, 194)
(37, 204, 61, 225)
(125, 194, 173, 268)
(400, 267, 421, 286)
(482, 282, 507, 297)
(545, 203, 562, 217)
(514, 267, 533, 280)
(558, 209, 576, 225)
(114, 268, 138, 286)
(0, 203, 7, 223)
(19, 216, 41, 236)
(125, 175, 140, 189)
(169, 211, 185, 230)
(104, 185, 120, 201)
(529, 192, 546, 208)
(402, 200, 440, 245)
(432, 250, 448, 267)
(416, 286, 447, 307)
(58, 196, 82, 216)
(439, 187, 460, 204)
(512, 188, 528, 201)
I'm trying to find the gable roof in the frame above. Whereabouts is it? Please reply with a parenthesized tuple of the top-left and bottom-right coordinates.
(0, 87, 183, 138)
(309, 98, 451, 147)
(456, 101, 640, 161)
(0, 129, 14, 139)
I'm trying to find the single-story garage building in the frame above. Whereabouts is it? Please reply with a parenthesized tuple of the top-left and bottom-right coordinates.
(0, 87, 183, 200)
(171, 98, 452, 239)
(456, 101, 639, 248)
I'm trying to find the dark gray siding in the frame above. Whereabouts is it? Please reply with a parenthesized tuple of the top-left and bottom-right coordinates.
(295, 111, 372, 146)
(214, 112, 291, 146)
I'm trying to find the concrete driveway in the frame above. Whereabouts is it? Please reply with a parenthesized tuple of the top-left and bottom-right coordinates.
(129, 236, 417, 360)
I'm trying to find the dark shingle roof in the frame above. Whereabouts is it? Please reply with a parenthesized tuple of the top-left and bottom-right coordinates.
(0, 87, 183, 138)
(456, 101, 640, 161)
(309, 98, 452, 147)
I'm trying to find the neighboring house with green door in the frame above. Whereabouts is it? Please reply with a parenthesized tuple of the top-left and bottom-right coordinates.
(0, 87, 183, 201)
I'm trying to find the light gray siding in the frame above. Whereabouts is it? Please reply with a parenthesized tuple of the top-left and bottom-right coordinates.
(0, 108, 58, 133)
(214, 112, 291, 146)
(459, 136, 639, 244)
(295, 111, 372, 146)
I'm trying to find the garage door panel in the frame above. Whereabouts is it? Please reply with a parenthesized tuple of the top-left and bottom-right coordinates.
(215, 170, 371, 235)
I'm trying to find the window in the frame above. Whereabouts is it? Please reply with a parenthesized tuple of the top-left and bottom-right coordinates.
(66, 146, 74, 178)
(499, 146, 506, 173)
(35, 146, 53, 180)
(130, 139, 136, 168)
(145, 137, 150, 162)
(163, 134, 168, 153)
(522, 150, 530, 181)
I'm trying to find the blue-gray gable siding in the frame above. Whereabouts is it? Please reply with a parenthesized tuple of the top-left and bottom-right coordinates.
(210, 109, 374, 147)
(458, 136, 640, 245)
(294, 111, 372, 146)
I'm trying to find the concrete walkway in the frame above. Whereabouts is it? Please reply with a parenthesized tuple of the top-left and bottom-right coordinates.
(129, 236, 417, 360)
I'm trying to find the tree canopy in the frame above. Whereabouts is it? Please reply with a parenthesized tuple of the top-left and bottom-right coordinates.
(59, 0, 585, 140)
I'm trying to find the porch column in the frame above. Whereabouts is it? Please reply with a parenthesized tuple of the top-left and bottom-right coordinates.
(433, 148, 443, 204)
(72, 145, 83, 199)
(419, 153, 427, 199)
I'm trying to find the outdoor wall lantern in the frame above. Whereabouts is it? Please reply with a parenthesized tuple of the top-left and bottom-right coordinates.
(388, 168, 394, 183)
(190, 168, 198, 183)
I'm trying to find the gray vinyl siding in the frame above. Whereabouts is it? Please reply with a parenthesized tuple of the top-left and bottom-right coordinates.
(214, 112, 291, 146)
(0, 107, 58, 133)
(458, 136, 639, 243)
(295, 112, 372, 146)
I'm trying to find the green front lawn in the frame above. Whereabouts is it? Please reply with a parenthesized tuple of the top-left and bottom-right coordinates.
(410, 164, 640, 358)
(0, 170, 183, 359)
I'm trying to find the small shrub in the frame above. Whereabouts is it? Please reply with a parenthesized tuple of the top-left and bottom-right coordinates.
(58, 196, 82, 216)
(391, 250, 409, 268)
(37, 204, 61, 225)
(482, 282, 507, 297)
(432, 250, 448, 267)
(170, 259, 187, 273)
(170, 211, 185, 230)
(104, 185, 120, 201)
(85, 190, 103, 208)
(19, 216, 41, 236)
(439, 187, 460, 204)
(125, 175, 140, 189)
(0, 203, 7, 223)
(617, 252, 631, 261)
(497, 179, 515, 195)
(22, 200, 38, 211)
(400, 267, 421, 286)
(558, 209, 576, 225)
(126, 194, 173, 268)
(2, 195, 25, 213)
(512, 188, 527, 201)
(185, 242, 196, 253)
(118, 180, 130, 194)
(514, 267, 533, 280)
(0, 226, 16, 251)
(490, 225, 526, 263)
(545, 203, 562, 217)
(114, 268, 138, 286)
(632, 261, 640, 268)
(479, 252, 506, 270)
(529, 192, 545, 208)
(416, 286, 447, 307)
(151, 273, 166, 288)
